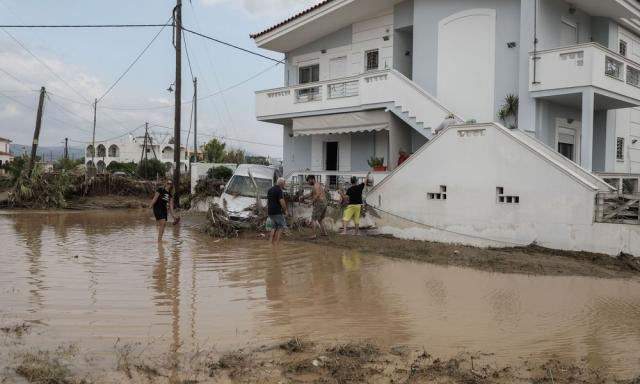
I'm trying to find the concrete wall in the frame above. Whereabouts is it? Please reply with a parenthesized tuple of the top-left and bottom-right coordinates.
(285, 26, 353, 86)
(536, 100, 581, 146)
(283, 125, 312, 176)
(394, 0, 414, 29)
(389, 115, 413, 170)
(412, 0, 521, 121)
(535, 0, 592, 50)
(593, 111, 607, 172)
(393, 27, 413, 79)
(285, 12, 394, 86)
(351, 132, 376, 172)
(366, 123, 635, 256)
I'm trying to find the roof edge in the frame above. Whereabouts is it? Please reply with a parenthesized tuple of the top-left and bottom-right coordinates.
(249, 0, 335, 40)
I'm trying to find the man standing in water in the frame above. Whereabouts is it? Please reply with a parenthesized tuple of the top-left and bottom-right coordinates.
(149, 179, 179, 242)
(305, 175, 328, 239)
(267, 178, 288, 245)
(339, 173, 369, 235)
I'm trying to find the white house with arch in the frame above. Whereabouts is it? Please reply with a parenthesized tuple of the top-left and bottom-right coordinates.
(85, 134, 188, 175)
(252, 0, 640, 256)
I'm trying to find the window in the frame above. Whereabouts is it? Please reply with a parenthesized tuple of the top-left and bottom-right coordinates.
(427, 186, 447, 200)
(298, 64, 319, 84)
(628, 67, 640, 87)
(496, 187, 520, 204)
(620, 40, 628, 57)
(365, 49, 379, 71)
(225, 176, 272, 199)
(606, 57, 624, 80)
(617, 137, 625, 161)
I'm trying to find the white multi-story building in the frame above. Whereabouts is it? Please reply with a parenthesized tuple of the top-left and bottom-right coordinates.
(85, 134, 188, 174)
(0, 137, 14, 168)
(252, 0, 640, 255)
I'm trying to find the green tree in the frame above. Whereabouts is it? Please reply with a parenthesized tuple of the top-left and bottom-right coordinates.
(4, 157, 29, 181)
(246, 156, 270, 166)
(53, 158, 83, 172)
(206, 166, 234, 180)
(203, 139, 226, 163)
(224, 149, 246, 165)
(136, 159, 168, 180)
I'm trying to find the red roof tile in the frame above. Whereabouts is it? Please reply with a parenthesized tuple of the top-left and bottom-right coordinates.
(250, 0, 335, 39)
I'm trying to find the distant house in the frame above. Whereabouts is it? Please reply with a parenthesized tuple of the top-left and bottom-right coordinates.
(84, 134, 188, 174)
(0, 137, 14, 169)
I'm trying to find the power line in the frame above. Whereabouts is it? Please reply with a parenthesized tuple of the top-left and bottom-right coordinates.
(149, 123, 282, 148)
(97, 17, 173, 103)
(182, 27, 284, 64)
(98, 63, 279, 111)
(68, 123, 146, 144)
(182, 33, 195, 81)
(0, 24, 173, 28)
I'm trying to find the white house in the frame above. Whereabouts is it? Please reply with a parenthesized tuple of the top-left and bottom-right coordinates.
(85, 134, 188, 174)
(0, 137, 14, 169)
(252, 0, 640, 255)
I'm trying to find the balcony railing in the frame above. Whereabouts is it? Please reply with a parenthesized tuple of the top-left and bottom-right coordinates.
(256, 69, 457, 132)
(530, 43, 640, 103)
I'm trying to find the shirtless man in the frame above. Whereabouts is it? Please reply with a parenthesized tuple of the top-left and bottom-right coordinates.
(305, 175, 328, 239)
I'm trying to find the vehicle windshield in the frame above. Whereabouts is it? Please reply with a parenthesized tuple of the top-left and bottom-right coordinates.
(225, 176, 272, 198)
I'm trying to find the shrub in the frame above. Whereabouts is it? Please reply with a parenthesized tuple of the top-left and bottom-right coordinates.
(136, 159, 168, 180)
(107, 161, 137, 175)
(207, 166, 233, 181)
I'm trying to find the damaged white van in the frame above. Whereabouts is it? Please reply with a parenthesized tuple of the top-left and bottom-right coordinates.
(218, 164, 280, 223)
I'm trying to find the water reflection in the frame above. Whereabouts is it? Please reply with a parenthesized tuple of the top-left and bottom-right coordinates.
(1, 210, 640, 378)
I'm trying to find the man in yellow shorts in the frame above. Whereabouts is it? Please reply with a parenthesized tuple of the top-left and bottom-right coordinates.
(340, 174, 369, 235)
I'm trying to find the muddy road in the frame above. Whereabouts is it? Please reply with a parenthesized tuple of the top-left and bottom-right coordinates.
(1, 210, 639, 382)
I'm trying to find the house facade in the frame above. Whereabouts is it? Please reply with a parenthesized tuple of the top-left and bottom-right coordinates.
(251, 0, 640, 255)
(0, 137, 14, 169)
(85, 134, 188, 174)
(252, 0, 640, 178)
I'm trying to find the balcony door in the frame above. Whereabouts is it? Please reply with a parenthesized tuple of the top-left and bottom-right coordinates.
(329, 56, 347, 80)
(560, 18, 578, 46)
(556, 118, 581, 163)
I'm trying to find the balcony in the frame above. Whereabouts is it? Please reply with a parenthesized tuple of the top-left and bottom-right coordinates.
(530, 43, 640, 107)
(255, 69, 456, 132)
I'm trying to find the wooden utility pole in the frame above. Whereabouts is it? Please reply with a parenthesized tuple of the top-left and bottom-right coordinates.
(193, 77, 198, 162)
(173, 0, 183, 205)
(64, 138, 69, 160)
(91, 98, 97, 165)
(28, 86, 46, 177)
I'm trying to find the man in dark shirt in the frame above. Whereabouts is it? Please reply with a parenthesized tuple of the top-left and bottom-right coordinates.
(339, 173, 369, 235)
(267, 177, 288, 244)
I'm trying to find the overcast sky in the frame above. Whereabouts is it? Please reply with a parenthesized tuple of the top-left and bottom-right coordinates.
(0, 0, 318, 157)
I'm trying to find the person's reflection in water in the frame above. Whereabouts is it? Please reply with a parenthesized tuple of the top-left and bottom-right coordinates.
(341, 250, 362, 272)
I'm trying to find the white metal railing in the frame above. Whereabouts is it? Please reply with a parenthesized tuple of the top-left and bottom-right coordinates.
(285, 170, 390, 195)
(295, 86, 321, 103)
(327, 80, 359, 99)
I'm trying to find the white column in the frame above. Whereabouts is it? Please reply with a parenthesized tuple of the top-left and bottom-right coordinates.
(581, 89, 595, 171)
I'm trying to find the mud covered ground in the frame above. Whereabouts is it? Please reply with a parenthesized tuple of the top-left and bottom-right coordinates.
(1, 335, 639, 384)
(280, 230, 640, 279)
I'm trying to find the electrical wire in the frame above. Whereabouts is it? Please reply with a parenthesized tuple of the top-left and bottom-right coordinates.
(97, 17, 173, 103)
(0, 24, 173, 28)
(148, 123, 282, 148)
(68, 123, 146, 144)
(182, 27, 284, 64)
(99, 63, 279, 111)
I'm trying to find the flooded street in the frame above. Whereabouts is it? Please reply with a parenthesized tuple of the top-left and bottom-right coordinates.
(1, 210, 640, 378)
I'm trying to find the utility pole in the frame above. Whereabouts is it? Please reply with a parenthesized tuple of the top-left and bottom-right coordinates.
(91, 98, 97, 165)
(28, 86, 46, 177)
(173, 0, 182, 205)
(64, 138, 69, 160)
(193, 77, 198, 163)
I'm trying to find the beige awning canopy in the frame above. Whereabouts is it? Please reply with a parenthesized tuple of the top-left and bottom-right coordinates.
(292, 110, 389, 136)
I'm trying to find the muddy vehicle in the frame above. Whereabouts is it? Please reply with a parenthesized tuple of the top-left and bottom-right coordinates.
(217, 164, 280, 223)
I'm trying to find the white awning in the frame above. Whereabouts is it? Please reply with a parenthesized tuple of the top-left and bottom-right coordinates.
(293, 110, 389, 136)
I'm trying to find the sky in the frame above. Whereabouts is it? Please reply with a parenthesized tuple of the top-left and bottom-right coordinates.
(0, 0, 320, 157)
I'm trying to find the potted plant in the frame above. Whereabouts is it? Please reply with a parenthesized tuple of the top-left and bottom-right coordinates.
(367, 156, 386, 172)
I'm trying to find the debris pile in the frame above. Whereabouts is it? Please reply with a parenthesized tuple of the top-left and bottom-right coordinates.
(205, 202, 238, 238)
(10, 168, 72, 208)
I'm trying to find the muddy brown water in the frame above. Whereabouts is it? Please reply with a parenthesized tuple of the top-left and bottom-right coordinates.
(1, 210, 640, 377)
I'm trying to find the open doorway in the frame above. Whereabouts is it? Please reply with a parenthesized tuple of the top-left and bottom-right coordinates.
(556, 118, 581, 162)
(325, 141, 339, 188)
